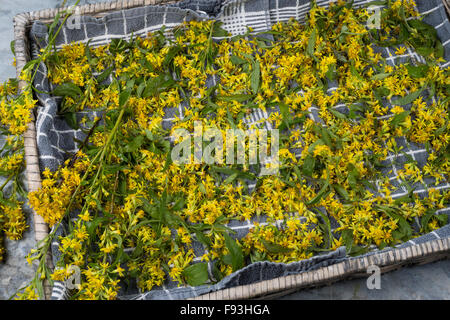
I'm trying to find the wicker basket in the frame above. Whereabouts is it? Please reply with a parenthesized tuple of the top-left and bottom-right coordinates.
(13, 0, 450, 300)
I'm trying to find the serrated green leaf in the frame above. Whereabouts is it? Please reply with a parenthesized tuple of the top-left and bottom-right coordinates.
(392, 87, 424, 106)
(182, 262, 209, 286)
(52, 82, 82, 98)
(119, 89, 131, 107)
(223, 232, 244, 272)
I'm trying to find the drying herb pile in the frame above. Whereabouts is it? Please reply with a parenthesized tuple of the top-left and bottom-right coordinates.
(0, 3, 80, 265)
(0, 78, 32, 262)
(4, 0, 450, 299)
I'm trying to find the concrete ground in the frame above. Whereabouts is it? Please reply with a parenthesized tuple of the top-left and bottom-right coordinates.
(0, 0, 448, 300)
(278, 259, 450, 300)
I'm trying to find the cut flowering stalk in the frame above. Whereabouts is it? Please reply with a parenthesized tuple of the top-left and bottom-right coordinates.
(22, 89, 129, 299)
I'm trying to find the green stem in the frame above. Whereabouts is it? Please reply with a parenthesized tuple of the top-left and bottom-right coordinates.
(28, 0, 81, 85)
(20, 98, 127, 299)
(0, 174, 14, 191)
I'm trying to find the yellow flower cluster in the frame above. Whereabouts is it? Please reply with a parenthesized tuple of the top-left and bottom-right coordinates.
(0, 78, 35, 261)
(0, 90, 36, 135)
(28, 153, 90, 227)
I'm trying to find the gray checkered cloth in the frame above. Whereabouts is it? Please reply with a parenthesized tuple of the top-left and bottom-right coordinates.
(28, 0, 450, 300)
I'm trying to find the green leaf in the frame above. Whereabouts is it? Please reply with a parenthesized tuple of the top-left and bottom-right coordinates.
(217, 94, 252, 102)
(390, 111, 410, 128)
(261, 239, 292, 254)
(230, 55, 247, 65)
(64, 112, 79, 130)
(333, 49, 348, 63)
(391, 87, 424, 106)
(182, 263, 209, 286)
(210, 166, 255, 180)
(277, 102, 291, 129)
(330, 109, 347, 119)
(302, 155, 315, 177)
(293, 165, 303, 181)
(315, 209, 333, 249)
(420, 209, 435, 233)
(325, 64, 336, 81)
(96, 66, 114, 83)
(347, 164, 359, 190)
(119, 172, 127, 195)
(85, 40, 93, 64)
(10, 40, 15, 55)
(35, 278, 44, 299)
(198, 183, 207, 194)
(52, 82, 82, 98)
(394, 193, 413, 205)
(223, 232, 244, 272)
(408, 19, 437, 38)
(162, 149, 173, 173)
(348, 104, 366, 119)
(371, 73, 391, 81)
(341, 229, 354, 253)
(211, 21, 229, 37)
(22, 59, 38, 73)
(313, 125, 332, 148)
(172, 197, 185, 211)
(119, 89, 131, 107)
(163, 46, 181, 67)
(398, 217, 412, 239)
(307, 138, 325, 154)
(373, 87, 390, 101)
(136, 81, 146, 98)
(380, 207, 412, 241)
(194, 230, 211, 248)
(333, 184, 350, 201)
(222, 173, 238, 185)
(123, 135, 144, 153)
(435, 41, 444, 58)
(307, 28, 317, 58)
(436, 213, 448, 226)
(307, 181, 330, 206)
(405, 64, 429, 79)
(142, 74, 175, 97)
(350, 65, 364, 80)
(250, 61, 260, 94)
(415, 47, 434, 57)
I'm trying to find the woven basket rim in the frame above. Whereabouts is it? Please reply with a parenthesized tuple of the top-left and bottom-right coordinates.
(12, 0, 450, 300)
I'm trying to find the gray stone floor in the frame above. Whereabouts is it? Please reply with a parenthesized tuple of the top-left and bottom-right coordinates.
(279, 259, 450, 300)
(0, 0, 448, 300)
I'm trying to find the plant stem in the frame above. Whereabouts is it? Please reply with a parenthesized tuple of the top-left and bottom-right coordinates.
(0, 174, 14, 191)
